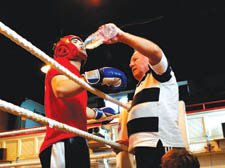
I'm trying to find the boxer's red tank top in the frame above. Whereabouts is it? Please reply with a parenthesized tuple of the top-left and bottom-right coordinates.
(40, 57, 87, 153)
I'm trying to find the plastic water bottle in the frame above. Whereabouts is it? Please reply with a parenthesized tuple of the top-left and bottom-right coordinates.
(83, 24, 117, 49)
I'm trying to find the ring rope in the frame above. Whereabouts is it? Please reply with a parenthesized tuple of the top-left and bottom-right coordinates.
(0, 99, 128, 151)
(0, 161, 40, 168)
(0, 113, 120, 137)
(0, 153, 117, 168)
(0, 21, 131, 110)
(0, 126, 46, 137)
(90, 153, 116, 159)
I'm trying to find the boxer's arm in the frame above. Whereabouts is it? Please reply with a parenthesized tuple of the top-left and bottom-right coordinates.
(83, 67, 127, 92)
(86, 107, 118, 124)
(86, 107, 109, 120)
(51, 75, 86, 98)
(86, 107, 98, 119)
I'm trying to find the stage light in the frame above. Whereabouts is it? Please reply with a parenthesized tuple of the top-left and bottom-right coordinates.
(90, 0, 101, 6)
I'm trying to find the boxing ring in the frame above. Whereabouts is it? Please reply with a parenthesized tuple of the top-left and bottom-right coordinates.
(0, 21, 130, 167)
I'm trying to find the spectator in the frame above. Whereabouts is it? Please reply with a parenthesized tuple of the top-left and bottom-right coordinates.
(161, 148, 200, 168)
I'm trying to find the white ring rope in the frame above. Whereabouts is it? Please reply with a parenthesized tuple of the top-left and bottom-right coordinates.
(90, 153, 116, 159)
(0, 153, 116, 168)
(0, 21, 131, 110)
(0, 126, 46, 137)
(0, 113, 120, 137)
(0, 99, 128, 151)
(0, 161, 41, 168)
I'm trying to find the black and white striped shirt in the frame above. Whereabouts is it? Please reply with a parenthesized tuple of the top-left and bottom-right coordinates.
(127, 52, 185, 152)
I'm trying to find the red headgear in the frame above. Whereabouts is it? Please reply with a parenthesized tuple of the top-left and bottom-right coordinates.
(54, 35, 87, 66)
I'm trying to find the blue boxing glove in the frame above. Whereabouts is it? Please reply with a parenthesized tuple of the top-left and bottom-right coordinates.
(93, 107, 118, 124)
(84, 67, 127, 92)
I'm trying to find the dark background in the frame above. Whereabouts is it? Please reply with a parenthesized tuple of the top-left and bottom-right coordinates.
(0, 0, 224, 108)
